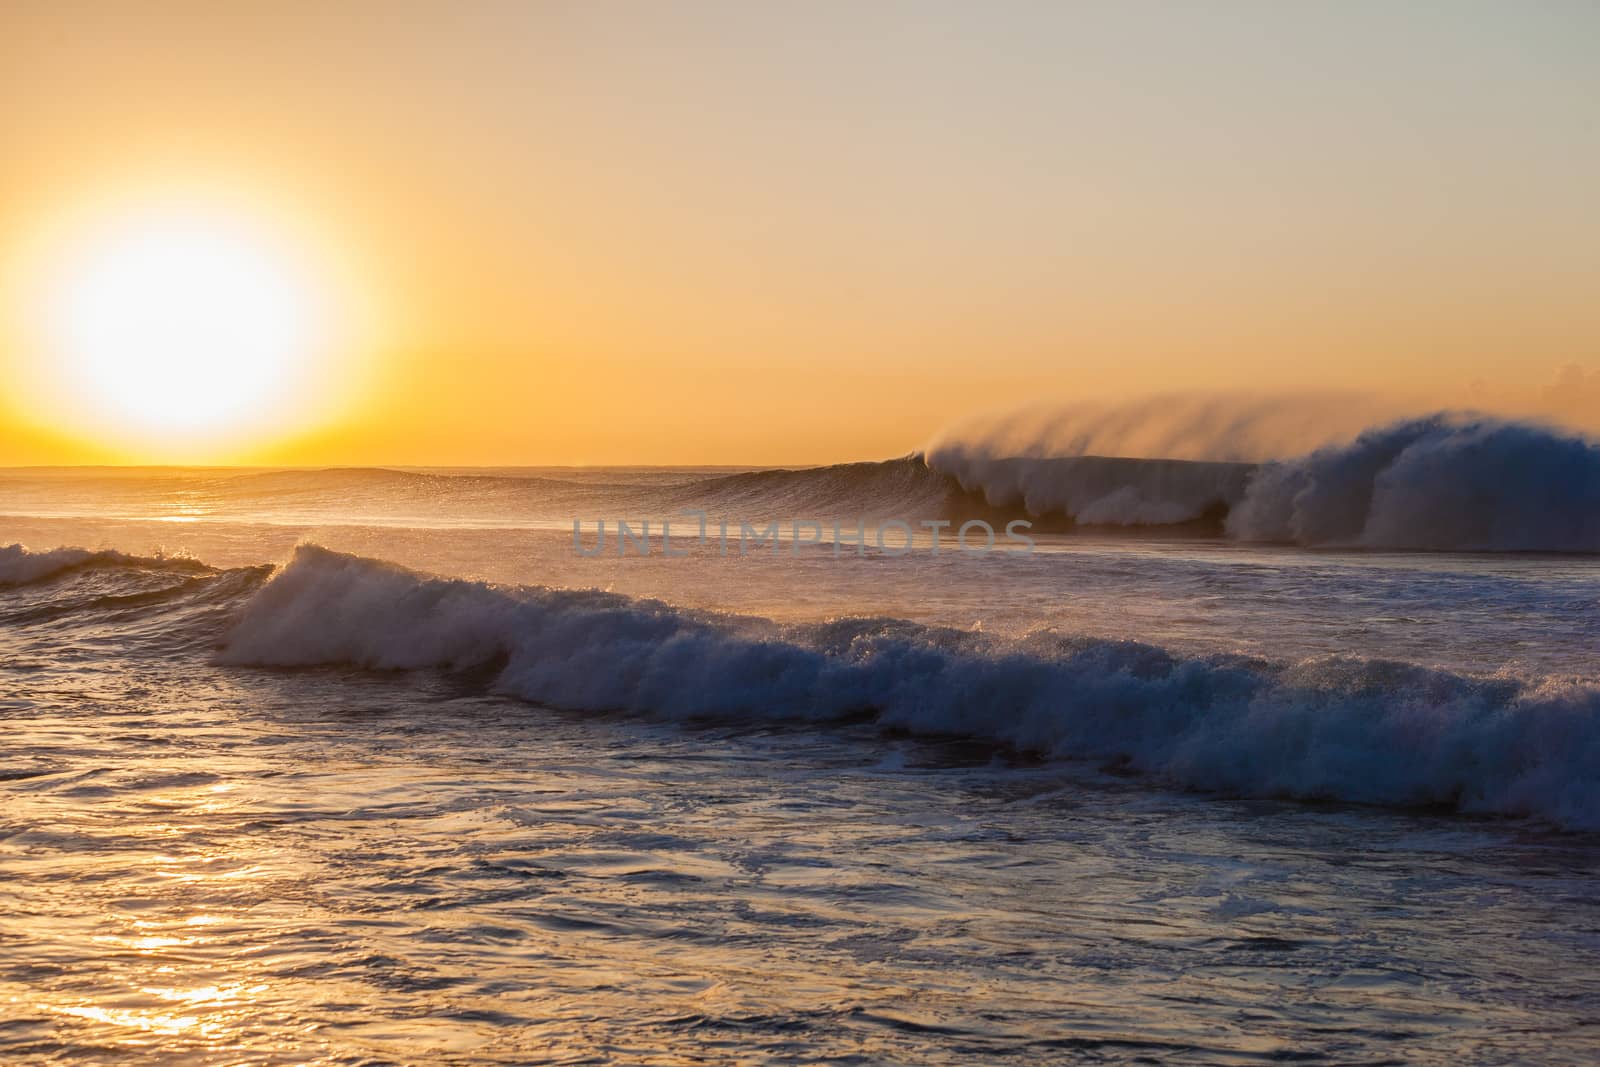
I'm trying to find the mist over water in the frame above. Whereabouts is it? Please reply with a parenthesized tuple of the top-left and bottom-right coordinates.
(924, 393, 1424, 465)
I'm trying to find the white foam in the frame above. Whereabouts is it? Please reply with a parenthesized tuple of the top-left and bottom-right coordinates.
(1228, 416, 1600, 550)
(222, 545, 1600, 830)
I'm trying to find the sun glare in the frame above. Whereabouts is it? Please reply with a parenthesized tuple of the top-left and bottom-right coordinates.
(21, 200, 358, 459)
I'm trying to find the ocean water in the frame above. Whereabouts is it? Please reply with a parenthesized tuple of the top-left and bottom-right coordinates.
(3, 433, 1599, 1064)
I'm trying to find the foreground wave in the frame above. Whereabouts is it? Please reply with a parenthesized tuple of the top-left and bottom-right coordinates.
(212, 545, 1600, 830)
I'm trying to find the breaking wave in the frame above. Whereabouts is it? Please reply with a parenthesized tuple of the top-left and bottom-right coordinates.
(216, 545, 1600, 830)
(925, 414, 1600, 550)
(1227, 416, 1600, 551)
(9, 409, 1591, 552)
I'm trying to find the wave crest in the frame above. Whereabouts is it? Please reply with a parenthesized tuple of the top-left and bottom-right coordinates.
(221, 545, 1600, 829)
(1227, 416, 1600, 551)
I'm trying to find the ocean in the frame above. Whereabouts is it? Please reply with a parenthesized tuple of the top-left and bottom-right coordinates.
(3, 418, 1599, 1064)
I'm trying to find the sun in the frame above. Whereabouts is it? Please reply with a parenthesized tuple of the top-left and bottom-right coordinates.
(49, 214, 321, 434)
(20, 199, 356, 459)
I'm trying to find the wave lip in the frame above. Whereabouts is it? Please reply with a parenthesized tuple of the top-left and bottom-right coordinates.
(221, 545, 1600, 830)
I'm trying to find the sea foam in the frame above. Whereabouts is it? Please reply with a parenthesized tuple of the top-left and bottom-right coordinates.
(221, 545, 1600, 829)
(1227, 416, 1600, 551)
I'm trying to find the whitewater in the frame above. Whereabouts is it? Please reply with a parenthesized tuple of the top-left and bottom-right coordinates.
(2, 414, 1598, 1063)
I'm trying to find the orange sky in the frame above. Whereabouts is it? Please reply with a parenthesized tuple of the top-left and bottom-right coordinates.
(3, 1, 1599, 465)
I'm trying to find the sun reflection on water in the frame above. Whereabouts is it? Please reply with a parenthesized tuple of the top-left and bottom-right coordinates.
(3, 639, 1598, 1065)
(50, 1004, 212, 1038)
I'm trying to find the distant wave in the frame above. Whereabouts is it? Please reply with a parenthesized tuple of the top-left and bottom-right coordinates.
(221, 458, 963, 524)
(927, 414, 1600, 551)
(208, 466, 655, 508)
(1227, 416, 1600, 551)
(665, 457, 955, 521)
(215, 545, 1600, 829)
(4, 412, 1596, 552)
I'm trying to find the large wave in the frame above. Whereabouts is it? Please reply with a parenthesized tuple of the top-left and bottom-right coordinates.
(217, 545, 1600, 829)
(926, 413, 1600, 551)
(1227, 416, 1600, 551)
(4, 410, 1596, 552)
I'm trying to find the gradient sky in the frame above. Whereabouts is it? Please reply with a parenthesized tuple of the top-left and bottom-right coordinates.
(3, 1, 1599, 464)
